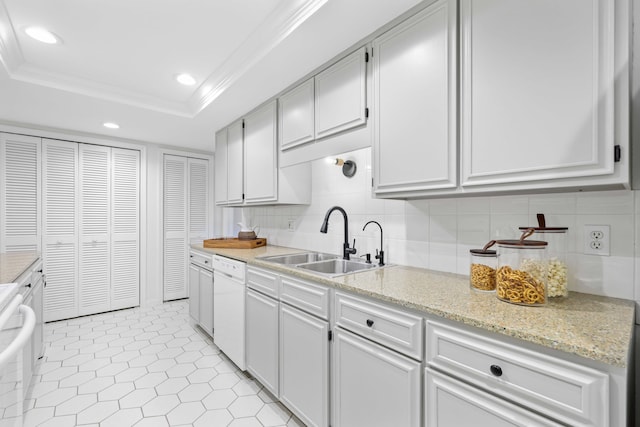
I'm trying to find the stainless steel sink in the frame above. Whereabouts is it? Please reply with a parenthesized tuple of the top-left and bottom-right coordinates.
(258, 252, 340, 265)
(296, 259, 377, 276)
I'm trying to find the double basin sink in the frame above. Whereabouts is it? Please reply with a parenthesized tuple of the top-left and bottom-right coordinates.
(257, 251, 383, 277)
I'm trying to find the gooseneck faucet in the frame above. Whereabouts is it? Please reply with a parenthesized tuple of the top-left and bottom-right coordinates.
(363, 220, 384, 266)
(320, 206, 357, 260)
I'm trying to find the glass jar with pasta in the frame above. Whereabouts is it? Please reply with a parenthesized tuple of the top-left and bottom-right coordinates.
(519, 214, 568, 298)
(470, 241, 497, 293)
(496, 229, 548, 307)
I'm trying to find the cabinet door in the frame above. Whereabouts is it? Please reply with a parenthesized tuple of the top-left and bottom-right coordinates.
(279, 78, 315, 150)
(188, 264, 200, 323)
(79, 144, 111, 315)
(280, 303, 329, 427)
(42, 139, 78, 322)
(22, 293, 33, 398)
(0, 133, 41, 252)
(199, 268, 213, 336)
(460, 0, 615, 187)
(214, 128, 228, 205)
(425, 368, 562, 427)
(246, 289, 279, 396)
(227, 120, 244, 204)
(32, 277, 44, 360)
(332, 328, 420, 427)
(315, 47, 367, 140)
(111, 148, 140, 310)
(244, 101, 278, 204)
(373, 0, 457, 195)
(163, 155, 188, 301)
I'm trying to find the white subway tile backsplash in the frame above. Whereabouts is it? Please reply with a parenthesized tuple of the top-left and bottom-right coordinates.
(430, 216, 457, 243)
(430, 199, 457, 215)
(429, 242, 457, 273)
(528, 193, 577, 215)
(576, 190, 634, 215)
(490, 195, 528, 214)
(226, 147, 637, 303)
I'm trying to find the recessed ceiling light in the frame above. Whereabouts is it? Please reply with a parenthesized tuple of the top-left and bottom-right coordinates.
(176, 73, 196, 86)
(24, 26, 59, 44)
(103, 122, 120, 129)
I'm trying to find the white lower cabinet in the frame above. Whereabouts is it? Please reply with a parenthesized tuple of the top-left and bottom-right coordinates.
(425, 368, 561, 427)
(245, 288, 279, 396)
(198, 268, 213, 335)
(332, 328, 421, 427)
(279, 303, 329, 427)
(188, 250, 214, 337)
(188, 264, 200, 324)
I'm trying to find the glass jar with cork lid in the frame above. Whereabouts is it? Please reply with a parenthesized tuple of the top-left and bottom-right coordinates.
(519, 214, 568, 298)
(469, 241, 497, 293)
(496, 229, 548, 306)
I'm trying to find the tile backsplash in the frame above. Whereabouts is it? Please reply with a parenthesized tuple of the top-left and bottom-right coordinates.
(223, 147, 639, 303)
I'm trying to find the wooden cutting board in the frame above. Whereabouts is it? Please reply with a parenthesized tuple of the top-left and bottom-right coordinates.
(203, 238, 267, 249)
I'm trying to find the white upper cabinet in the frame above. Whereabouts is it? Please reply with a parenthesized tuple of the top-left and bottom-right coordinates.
(244, 100, 278, 204)
(216, 101, 311, 207)
(372, 0, 457, 196)
(0, 133, 41, 252)
(227, 120, 244, 205)
(214, 128, 228, 205)
(279, 78, 315, 151)
(315, 47, 368, 140)
(460, 0, 620, 188)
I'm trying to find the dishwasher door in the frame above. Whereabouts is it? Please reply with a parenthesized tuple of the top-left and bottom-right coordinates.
(213, 270, 246, 371)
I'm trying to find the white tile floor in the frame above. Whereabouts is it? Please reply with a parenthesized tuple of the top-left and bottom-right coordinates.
(13, 301, 304, 427)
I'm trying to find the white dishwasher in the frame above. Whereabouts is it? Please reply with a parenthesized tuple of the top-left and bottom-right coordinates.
(212, 255, 246, 371)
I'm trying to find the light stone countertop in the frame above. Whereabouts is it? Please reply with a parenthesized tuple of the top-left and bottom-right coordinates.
(191, 243, 635, 368)
(0, 251, 39, 285)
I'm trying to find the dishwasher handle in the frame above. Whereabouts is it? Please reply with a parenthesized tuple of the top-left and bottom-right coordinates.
(0, 295, 36, 371)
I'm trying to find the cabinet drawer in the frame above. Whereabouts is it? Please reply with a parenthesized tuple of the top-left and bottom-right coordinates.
(280, 275, 329, 320)
(247, 266, 279, 299)
(189, 250, 212, 269)
(426, 320, 609, 427)
(335, 292, 423, 361)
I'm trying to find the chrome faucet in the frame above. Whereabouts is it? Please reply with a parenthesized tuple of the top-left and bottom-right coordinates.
(320, 206, 356, 260)
(363, 220, 384, 266)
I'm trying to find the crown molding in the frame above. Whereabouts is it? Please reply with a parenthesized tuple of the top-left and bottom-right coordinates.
(186, 0, 329, 115)
(0, 0, 327, 118)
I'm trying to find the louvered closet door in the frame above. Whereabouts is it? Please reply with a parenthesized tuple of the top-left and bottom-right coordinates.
(42, 139, 79, 321)
(111, 148, 140, 310)
(0, 133, 41, 252)
(79, 144, 111, 315)
(188, 158, 209, 242)
(163, 155, 188, 300)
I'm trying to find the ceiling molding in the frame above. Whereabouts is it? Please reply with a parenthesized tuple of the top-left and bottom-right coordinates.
(0, 0, 328, 119)
(0, 0, 23, 73)
(187, 0, 329, 115)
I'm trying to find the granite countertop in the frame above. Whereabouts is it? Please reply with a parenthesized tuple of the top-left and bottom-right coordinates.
(0, 251, 40, 284)
(191, 243, 635, 368)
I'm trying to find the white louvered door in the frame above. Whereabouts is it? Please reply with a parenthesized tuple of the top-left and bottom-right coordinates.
(111, 148, 140, 310)
(79, 144, 111, 315)
(42, 139, 79, 321)
(163, 155, 188, 300)
(0, 133, 41, 252)
(188, 158, 209, 243)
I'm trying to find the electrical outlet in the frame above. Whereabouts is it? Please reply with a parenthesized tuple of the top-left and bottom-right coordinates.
(287, 219, 295, 231)
(583, 225, 610, 256)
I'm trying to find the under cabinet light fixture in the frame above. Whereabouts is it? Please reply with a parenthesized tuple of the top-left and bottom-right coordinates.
(103, 122, 120, 129)
(25, 26, 60, 44)
(326, 157, 357, 178)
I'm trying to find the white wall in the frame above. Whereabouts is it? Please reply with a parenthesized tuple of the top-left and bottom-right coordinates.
(235, 147, 638, 303)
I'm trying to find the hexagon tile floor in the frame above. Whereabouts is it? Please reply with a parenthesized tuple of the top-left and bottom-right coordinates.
(9, 300, 304, 427)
